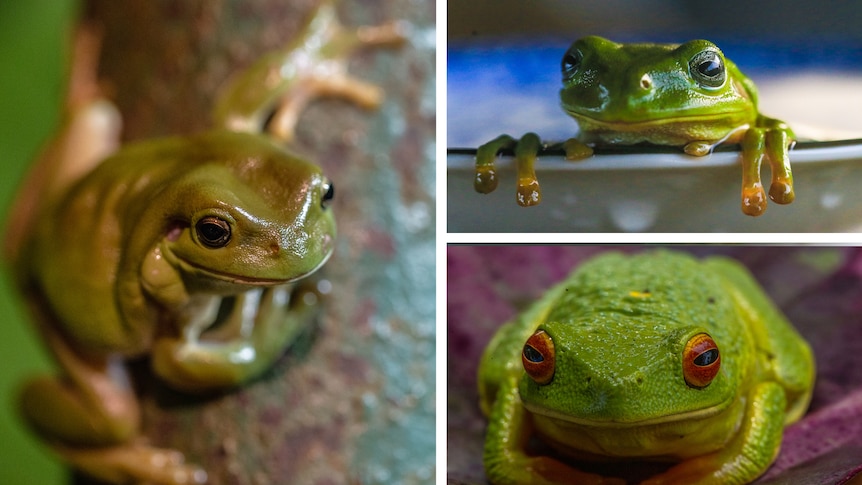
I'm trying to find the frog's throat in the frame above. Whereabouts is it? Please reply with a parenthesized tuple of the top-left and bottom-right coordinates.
(564, 109, 751, 133)
(522, 395, 736, 429)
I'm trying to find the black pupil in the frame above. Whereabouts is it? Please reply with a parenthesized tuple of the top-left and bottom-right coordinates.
(694, 349, 719, 366)
(523, 345, 544, 363)
(198, 220, 228, 245)
(323, 183, 335, 203)
(562, 52, 580, 73)
(698, 57, 722, 78)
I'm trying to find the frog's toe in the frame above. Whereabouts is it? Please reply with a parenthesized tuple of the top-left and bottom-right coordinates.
(742, 185, 768, 217)
(683, 141, 714, 157)
(768, 180, 795, 205)
(516, 178, 541, 206)
(563, 138, 593, 160)
(474, 166, 498, 193)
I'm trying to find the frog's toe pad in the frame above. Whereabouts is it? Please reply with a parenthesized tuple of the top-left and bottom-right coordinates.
(768, 181, 795, 205)
(742, 186, 767, 216)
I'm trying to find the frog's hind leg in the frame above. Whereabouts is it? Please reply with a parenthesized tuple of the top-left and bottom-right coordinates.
(4, 25, 120, 263)
(265, 6, 406, 142)
(20, 313, 205, 484)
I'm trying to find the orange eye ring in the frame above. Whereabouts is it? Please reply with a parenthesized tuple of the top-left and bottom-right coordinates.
(522, 330, 555, 385)
(683, 333, 721, 388)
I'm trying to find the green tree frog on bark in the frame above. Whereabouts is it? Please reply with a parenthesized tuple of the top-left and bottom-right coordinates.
(479, 251, 814, 485)
(4, 4, 404, 484)
(474, 36, 796, 216)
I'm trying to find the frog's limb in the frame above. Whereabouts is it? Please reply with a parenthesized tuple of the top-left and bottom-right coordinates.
(19, 314, 205, 485)
(740, 128, 768, 216)
(475, 135, 517, 194)
(473, 133, 545, 206)
(483, 378, 625, 485)
(763, 121, 795, 205)
(56, 443, 206, 485)
(683, 140, 715, 157)
(640, 382, 786, 485)
(213, 2, 406, 142)
(4, 26, 120, 264)
(152, 283, 319, 392)
(562, 138, 594, 160)
(515, 133, 543, 206)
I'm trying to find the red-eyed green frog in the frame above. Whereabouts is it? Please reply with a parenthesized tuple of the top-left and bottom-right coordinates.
(474, 36, 796, 216)
(478, 251, 814, 485)
(4, 4, 403, 485)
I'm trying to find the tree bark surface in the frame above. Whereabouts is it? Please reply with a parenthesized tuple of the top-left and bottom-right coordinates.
(79, 1, 435, 483)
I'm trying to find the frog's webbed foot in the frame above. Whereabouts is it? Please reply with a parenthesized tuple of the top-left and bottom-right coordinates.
(153, 283, 321, 393)
(59, 442, 207, 485)
(739, 125, 795, 216)
(475, 133, 546, 207)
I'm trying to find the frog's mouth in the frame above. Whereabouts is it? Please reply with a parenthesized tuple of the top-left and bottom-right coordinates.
(564, 109, 751, 133)
(523, 396, 735, 429)
(175, 256, 316, 287)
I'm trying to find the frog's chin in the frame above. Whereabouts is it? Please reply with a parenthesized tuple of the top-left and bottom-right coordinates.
(522, 396, 734, 429)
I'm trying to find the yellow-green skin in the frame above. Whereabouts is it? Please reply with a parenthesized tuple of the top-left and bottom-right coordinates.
(478, 251, 814, 485)
(475, 36, 795, 216)
(3, 4, 404, 483)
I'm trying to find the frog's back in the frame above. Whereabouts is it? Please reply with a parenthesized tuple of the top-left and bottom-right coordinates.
(704, 255, 815, 422)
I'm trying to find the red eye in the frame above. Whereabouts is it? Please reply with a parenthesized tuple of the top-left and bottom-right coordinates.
(522, 330, 555, 385)
(683, 333, 721, 388)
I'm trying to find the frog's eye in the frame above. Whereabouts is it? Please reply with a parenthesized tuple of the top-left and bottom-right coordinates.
(195, 216, 232, 248)
(523, 330, 555, 385)
(321, 181, 335, 210)
(561, 48, 583, 79)
(683, 333, 721, 388)
(689, 49, 726, 89)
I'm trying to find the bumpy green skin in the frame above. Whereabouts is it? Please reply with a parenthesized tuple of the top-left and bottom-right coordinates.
(475, 36, 796, 216)
(478, 251, 814, 485)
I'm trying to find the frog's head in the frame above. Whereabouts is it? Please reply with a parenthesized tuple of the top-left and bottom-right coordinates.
(155, 132, 335, 291)
(518, 252, 746, 427)
(558, 36, 755, 130)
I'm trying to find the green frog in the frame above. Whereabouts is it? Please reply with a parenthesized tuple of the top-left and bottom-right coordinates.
(474, 36, 795, 216)
(4, 4, 403, 484)
(479, 251, 814, 484)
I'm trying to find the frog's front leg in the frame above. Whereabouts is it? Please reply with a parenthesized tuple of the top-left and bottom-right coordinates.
(739, 119, 795, 217)
(19, 318, 206, 485)
(475, 134, 593, 207)
(474, 133, 545, 207)
(484, 379, 625, 485)
(641, 382, 786, 485)
(153, 283, 320, 393)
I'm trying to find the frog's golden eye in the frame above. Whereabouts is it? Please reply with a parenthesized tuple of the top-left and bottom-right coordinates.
(688, 49, 726, 89)
(683, 333, 721, 388)
(195, 216, 231, 248)
(523, 330, 555, 385)
(561, 48, 583, 79)
(321, 180, 335, 210)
